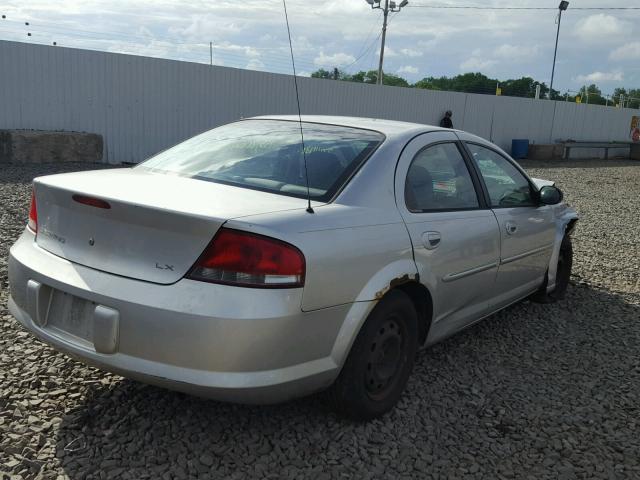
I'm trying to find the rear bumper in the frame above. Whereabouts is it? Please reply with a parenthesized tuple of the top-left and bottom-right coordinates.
(8, 230, 361, 404)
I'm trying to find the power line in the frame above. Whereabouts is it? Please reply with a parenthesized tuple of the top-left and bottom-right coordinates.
(0, 17, 327, 70)
(407, 4, 640, 9)
(342, 9, 382, 71)
(0, 18, 301, 58)
(0, 24, 322, 72)
(341, 31, 383, 72)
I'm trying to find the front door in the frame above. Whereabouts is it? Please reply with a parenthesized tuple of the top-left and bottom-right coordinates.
(463, 141, 555, 309)
(395, 131, 501, 343)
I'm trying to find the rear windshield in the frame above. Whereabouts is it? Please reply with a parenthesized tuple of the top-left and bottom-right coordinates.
(137, 119, 384, 202)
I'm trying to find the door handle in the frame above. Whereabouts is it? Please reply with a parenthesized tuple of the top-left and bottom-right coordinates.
(422, 231, 441, 250)
(505, 221, 518, 235)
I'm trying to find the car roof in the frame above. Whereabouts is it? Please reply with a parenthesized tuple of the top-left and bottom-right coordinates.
(247, 115, 447, 138)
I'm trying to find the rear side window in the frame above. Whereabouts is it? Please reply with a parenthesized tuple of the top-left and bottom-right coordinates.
(467, 143, 535, 208)
(405, 142, 479, 212)
(137, 120, 384, 202)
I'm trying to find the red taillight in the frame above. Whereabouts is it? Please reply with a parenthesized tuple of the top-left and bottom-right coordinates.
(28, 190, 38, 233)
(73, 194, 111, 209)
(187, 228, 305, 288)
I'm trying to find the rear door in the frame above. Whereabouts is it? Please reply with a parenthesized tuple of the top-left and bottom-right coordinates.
(462, 141, 555, 309)
(395, 131, 501, 340)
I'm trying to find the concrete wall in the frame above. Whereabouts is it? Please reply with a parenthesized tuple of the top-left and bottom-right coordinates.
(0, 40, 637, 163)
(0, 130, 103, 164)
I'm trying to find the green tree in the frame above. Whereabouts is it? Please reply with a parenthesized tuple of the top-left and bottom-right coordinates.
(500, 77, 557, 99)
(310, 68, 638, 107)
(500, 77, 537, 97)
(613, 87, 640, 108)
(581, 84, 607, 105)
(310, 68, 350, 80)
(413, 78, 440, 90)
(348, 70, 376, 83)
(628, 89, 640, 108)
(381, 72, 410, 87)
(414, 73, 495, 95)
(347, 70, 409, 87)
(311, 68, 333, 79)
(548, 87, 563, 100)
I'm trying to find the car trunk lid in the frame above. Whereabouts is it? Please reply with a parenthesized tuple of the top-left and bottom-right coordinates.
(34, 168, 313, 284)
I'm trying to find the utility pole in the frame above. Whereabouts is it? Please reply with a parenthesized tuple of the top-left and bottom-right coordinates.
(365, 0, 409, 86)
(377, 0, 390, 86)
(210, 42, 213, 66)
(549, 1, 569, 98)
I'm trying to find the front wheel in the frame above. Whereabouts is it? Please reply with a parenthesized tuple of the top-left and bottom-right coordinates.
(532, 234, 573, 303)
(326, 290, 418, 421)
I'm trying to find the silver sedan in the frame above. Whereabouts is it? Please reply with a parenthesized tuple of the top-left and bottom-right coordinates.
(8, 116, 578, 420)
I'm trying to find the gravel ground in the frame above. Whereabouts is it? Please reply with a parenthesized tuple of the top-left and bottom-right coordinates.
(1, 160, 639, 480)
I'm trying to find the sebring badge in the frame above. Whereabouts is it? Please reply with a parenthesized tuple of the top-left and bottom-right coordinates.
(88, 237, 95, 246)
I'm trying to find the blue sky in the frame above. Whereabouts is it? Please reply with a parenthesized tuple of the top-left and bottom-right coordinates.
(1, 0, 639, 96)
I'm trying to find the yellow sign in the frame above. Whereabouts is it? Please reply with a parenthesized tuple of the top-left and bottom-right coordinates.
(631, 116, 639, 130)
(496, 87, 502, 96)
(575, 96, 582, 104)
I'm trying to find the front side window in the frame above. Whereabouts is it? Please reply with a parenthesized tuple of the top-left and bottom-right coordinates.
(137, 120, 384, 202)
(405, 142, 479, 212)
(467, 143, 535, 208)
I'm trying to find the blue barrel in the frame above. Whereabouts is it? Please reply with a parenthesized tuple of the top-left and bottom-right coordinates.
(511, 139, 529, 159)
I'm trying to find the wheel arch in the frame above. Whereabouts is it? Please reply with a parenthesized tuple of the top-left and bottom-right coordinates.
(547, 206, 579, 291)
(394, 281, 433, 346)
(330, 276, 434, 372)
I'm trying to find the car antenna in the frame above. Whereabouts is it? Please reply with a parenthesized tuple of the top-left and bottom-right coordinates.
(282, 0, 314, 214)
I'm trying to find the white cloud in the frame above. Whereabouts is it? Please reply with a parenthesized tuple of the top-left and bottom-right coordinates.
(290, 36, 315, 55)
(494, 44, 539, 59)
(397, 65, 418, 75)
(400, 48, 423, 58)
(5, 0, 638, 93)
(460, 56, 497, 71)
(217, 41, 260, 58)
(610, 42, 640, 62)
(574, 14, 631, 43)
(105, 40, 173, 58)
(313, 51, 355, 67)
(322, 0, 369, 14)
(377, 46, 398, 58)
(246, 58, 265, 71)
(575, 71, 624, 83)
(168, 16, 244, 40)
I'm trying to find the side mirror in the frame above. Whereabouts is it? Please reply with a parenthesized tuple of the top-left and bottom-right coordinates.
(539, 185, 563, 205)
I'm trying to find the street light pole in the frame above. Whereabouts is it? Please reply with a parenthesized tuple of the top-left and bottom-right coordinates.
(549, 1, 569, 99)
(366, 0, 409, 85)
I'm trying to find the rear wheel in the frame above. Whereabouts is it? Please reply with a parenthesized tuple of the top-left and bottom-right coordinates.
(532, 234, 573, 303)
(326, 290, 418, 421)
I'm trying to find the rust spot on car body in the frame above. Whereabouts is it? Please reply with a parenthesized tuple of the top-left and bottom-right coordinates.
(374, 273, 416, 300)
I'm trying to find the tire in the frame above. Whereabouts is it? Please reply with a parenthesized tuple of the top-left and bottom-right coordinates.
(532, 234, 573, 303)
(326, 289, 419, 421)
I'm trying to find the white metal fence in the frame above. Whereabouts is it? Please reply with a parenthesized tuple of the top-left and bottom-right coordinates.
(0, 40, 637, 163)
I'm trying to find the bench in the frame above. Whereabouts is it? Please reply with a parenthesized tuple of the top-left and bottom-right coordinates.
(561, 141, 633, 160)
